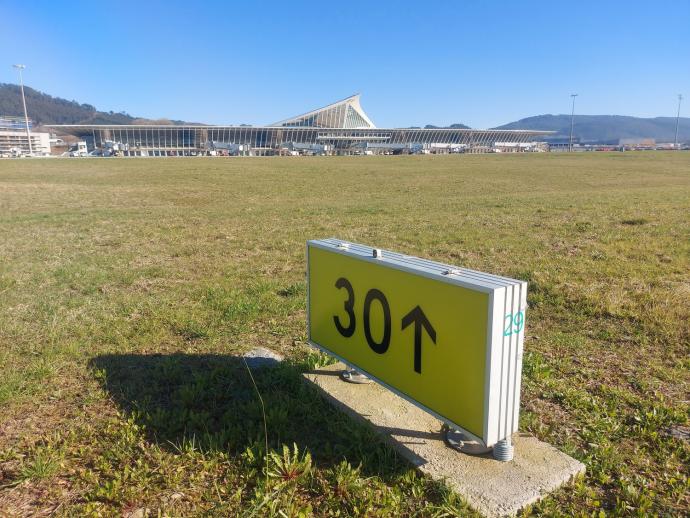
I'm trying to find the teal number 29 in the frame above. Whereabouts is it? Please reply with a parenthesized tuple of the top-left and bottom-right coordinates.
(503, 311, 525, 337)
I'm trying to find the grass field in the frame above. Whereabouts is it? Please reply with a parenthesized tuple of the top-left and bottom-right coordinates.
(0, 153, 688, 517)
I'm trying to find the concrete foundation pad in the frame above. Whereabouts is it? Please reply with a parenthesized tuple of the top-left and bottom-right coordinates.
(304, 363, 585, 518)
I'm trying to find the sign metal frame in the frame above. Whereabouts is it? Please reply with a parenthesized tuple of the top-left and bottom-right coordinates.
(307, 238, 527, 448)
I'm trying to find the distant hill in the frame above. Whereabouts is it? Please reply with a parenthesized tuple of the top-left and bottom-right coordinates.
(424, 123, 471, 129)
(0, 83, 137, 125)
(0, 83, 191, 126)
(494, 114, 690, 144)
(407, 123, 471, 129)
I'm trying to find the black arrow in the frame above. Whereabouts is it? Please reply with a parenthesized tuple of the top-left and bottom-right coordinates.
(401, 305, 436, 374)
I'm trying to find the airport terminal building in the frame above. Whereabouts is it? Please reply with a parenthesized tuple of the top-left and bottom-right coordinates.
(50, 95, 551, 156)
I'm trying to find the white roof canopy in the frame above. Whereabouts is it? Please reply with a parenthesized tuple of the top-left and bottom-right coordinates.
(270, 94, 376, 129)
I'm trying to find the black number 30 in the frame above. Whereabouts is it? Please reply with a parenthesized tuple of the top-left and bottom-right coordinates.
(333, 277, 356, 337)
(332, 276, 435, 374)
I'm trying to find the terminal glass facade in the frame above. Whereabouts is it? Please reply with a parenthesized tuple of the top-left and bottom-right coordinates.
(50, 95, 552, 156)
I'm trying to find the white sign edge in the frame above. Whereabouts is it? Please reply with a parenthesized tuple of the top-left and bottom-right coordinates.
(308, 239, 500, 294)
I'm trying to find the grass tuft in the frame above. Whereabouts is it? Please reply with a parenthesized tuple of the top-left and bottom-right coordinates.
(621, 217, 649, 225)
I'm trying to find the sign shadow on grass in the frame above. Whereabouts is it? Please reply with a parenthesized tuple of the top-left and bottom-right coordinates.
(89, 353, 413, 479)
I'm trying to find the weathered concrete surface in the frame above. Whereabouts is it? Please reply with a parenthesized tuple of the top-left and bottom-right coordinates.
(304, 363, 585, 518)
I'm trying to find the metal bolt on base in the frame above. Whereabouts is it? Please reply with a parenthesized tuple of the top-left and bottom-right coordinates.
(340, 368, 372, 384)
(493, 438, 514, 462)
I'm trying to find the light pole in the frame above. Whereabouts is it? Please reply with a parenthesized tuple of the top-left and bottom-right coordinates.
(569, 94, 578, 152)
(13, 64, 33, 156)
(674, 94, 683, 150)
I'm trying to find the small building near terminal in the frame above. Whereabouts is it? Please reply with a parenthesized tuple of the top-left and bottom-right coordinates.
(0, 116, 51, 156)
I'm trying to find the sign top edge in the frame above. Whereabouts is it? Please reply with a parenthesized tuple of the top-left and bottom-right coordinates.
(308, 238, 526, 290)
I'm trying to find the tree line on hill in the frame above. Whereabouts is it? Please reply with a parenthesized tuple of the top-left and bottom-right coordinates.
(0, 83, 189, 126)
(0, 83, 136, 125)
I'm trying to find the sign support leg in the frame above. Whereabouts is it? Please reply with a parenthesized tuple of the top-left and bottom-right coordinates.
(340, 368, 372, 384)
(443, 424, 492, 455)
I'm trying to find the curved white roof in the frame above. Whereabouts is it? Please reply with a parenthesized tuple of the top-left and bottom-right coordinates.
(270, 94, 376, 129)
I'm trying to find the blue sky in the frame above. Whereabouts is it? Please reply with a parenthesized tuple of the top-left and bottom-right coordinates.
(1, 0, 688, 128)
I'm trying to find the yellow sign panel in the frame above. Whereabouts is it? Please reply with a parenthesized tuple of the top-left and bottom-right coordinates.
(307, 239, 527, 447)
